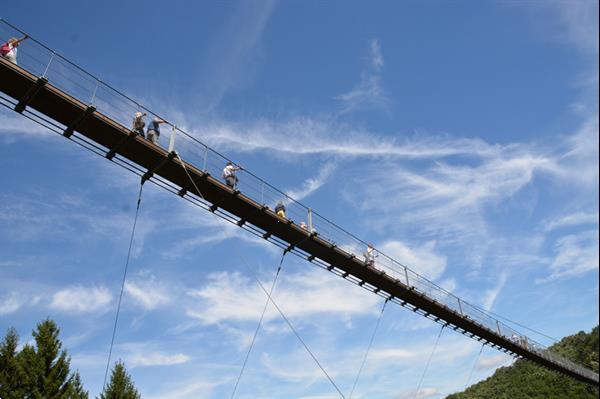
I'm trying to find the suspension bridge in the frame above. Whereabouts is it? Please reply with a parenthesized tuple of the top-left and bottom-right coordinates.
(1, 19, 598, 391)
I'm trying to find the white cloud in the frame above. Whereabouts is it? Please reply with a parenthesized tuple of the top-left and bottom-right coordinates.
(194, 0, 278, 111)
(370, 39, 384, 71)
(186, 268, 380, 326)
(128, 352, 190, 368)
(543, 211, 599, 232)
(482, 273, 508, 311)
(548, 0, 599, 57)
(144, 378, 228, 399)
(125, 274, 171, 310)
(539, 229, 599, 282)
(335, 38, 389, 114)
(379, 240, 447, 280)
(284, 162, 336, 203)
(476, 353, 513, 371)
(50, 285, 112, 314)
(0, 292, 23, 315)
(0, 109, 55, 141)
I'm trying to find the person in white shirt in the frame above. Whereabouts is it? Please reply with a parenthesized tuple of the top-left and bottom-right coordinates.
(132, 112, 146, 137)
(222, 161, 242, 189)
(364, 243, 377, 267)
(1, 35, 29, 65)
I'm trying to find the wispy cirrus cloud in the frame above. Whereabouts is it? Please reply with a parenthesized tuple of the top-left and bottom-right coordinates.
(335, 39, 389, 115)
(538, 229, 599, 283)
(542, 211, 599, 232)
(194, 0, 278, 112)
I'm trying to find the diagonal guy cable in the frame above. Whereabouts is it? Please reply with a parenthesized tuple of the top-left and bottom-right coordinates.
(175, 152, 346, 398)
(230, 250, 288, 399)
(414, 324, 445, 399)
(464, 342, 485, 391)
(102, 181, 145, 389)
(349, 298, 389, 398)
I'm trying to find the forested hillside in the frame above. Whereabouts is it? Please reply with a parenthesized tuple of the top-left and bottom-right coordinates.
(446, 326, 599, 399)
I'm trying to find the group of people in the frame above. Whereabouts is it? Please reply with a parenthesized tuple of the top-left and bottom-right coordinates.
(1, 34, 29, 65)
(221, 160, 380, 267)
(4, 33, 382, 270)
(132, 112, 167, 144)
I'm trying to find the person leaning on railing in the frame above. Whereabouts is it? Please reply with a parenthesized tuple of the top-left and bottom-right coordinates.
(146, 117, 166, 144)
(223, 161, 242, 189)
(1, 35, 29, 65)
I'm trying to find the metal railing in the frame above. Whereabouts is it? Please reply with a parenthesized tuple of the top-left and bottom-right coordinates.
(1, 19, 597, 383)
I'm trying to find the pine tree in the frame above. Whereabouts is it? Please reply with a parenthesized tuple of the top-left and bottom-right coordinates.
(98, 361, 141, 399)
(67, 371, 89, 399)
(29, 318, 73, 398)
(0, 327, 25, 399)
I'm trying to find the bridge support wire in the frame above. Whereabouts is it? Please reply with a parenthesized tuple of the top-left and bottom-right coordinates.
(175, 153, 346, 398)
(102, 180, 145, 389)
(230, 249, 288, 399)
(349, 297, 389, 399)
(414, 324, 445, 399)
(463, 342, 485, 391)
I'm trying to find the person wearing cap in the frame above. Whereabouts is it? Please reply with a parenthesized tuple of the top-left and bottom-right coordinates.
(132, 112, 146, 138)
(275, 202, 286, 218)
(222, 161, 242, 189)
(1, 35, 29, 65)
(146, 117, 166, 144)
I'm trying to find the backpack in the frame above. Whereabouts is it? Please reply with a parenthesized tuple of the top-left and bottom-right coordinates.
(0, 43, 12, 56)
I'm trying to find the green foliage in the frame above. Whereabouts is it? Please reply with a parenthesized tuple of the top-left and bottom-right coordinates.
(0, 327, 25, 399)
(446, 326, 599, 399)
(98, 361, 141, 399)
(0, 319, 91, 399)
(68, 371, 89, 399)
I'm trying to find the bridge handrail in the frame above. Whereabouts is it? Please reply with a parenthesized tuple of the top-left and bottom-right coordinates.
(1, 18, 596, 382)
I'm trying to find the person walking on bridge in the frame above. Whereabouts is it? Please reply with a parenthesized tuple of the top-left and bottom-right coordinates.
(223, 161, 242, 189)
(132, 112, 146, 138)
(146, 117, 166, 144)
(1, 35, 29, 65)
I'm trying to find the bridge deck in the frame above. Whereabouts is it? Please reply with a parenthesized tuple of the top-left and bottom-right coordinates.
(1, 56, 597, 386)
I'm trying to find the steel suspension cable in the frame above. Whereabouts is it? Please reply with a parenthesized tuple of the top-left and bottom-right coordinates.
(102, 181, 145, 389)
(230, 249, 288, 399)
(414, 324, 445, 399)
(349, 298, 388, 399)
(251, 271, 346, 398)
(463, 343, 485, 391)
(175, 153, 345, 398)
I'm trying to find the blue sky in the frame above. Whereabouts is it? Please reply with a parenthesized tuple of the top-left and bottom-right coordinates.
(1, 1, 598, 398)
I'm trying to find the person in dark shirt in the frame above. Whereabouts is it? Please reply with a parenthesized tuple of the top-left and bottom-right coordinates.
(146, 117, 166, 144)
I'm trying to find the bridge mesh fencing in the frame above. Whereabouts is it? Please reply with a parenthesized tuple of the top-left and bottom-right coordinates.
(1, 19, 597, 383)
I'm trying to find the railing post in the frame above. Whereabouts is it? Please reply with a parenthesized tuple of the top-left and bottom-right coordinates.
(496, 320, 502, 335)
(458, 298, 463, 315)
(90, 81, 99, 105)
(404, 266, 409, 286)
(202, 146, 208, 171)
(308, 208, 313, 232)
(168, 126, 177, 153)
(42, 51, 55, 78)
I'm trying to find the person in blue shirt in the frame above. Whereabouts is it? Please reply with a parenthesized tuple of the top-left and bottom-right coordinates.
(146, 117, 166, 144)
